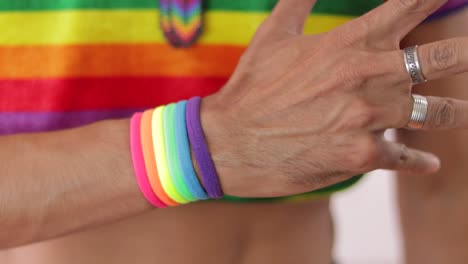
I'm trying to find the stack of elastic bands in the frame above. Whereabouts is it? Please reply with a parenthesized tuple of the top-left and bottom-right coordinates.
(130, 96, 223, 207)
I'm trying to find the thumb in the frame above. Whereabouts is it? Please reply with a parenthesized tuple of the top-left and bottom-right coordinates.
(269, 0, 318, 35)
(380, 142, 441, 175)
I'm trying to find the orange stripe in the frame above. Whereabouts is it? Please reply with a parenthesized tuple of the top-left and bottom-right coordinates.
(0, 44, 244, 79)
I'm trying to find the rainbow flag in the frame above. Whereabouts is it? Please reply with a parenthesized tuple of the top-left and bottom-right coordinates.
(0, 0, 383, 135)
(1, 0, 467, 134)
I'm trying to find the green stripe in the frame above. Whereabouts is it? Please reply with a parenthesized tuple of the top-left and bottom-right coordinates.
(0, 0, 383, 16)
(222, 175, 363, 203)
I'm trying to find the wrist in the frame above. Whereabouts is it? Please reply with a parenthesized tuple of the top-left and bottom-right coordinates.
(0, 119, 150, 248)
(199, 93, 243, 196)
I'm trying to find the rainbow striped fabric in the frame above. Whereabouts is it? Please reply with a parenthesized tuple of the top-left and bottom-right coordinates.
(2, 1, 466, 201)
(0, 0, 386, 201)
(0, 0, 383, 135)
(2, 0, 468, 135)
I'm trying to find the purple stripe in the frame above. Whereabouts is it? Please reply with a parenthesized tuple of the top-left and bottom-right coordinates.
(437, 0, 467, 12)
(172, 0, 201, 14)
(160, 0, 170, 8)
(0, 109, 144, 135)
(428, 0, 468, 20)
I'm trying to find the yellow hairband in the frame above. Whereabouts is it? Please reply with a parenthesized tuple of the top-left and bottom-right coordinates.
(152, 105, 189, 204)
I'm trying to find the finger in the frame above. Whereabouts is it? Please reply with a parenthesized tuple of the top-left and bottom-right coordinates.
(379, 142, 440, 174)
(416, 37, 468, 81)
(268, 0, 318, 34)
(418, 96, 468, 130)
(360, 0, 447, 43)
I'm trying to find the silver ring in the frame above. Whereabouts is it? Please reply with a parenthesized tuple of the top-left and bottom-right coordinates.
(403, 46, 427, 85)
(406, 94, 428, 130)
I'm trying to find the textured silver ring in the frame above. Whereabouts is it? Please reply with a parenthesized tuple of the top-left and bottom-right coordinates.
(403, 46, 427, 85)
(406, 94, 428, 130)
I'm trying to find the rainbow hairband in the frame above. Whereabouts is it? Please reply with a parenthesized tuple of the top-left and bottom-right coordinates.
(130, 97, 222, 207)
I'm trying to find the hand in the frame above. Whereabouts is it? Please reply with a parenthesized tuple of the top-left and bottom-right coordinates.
(201, 0, 468, 197)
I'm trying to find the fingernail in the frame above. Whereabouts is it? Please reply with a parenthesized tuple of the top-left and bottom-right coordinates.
(425, 154, 441, 172)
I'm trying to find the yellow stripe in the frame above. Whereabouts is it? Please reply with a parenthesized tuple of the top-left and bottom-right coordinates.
(0, 10, 353, 46)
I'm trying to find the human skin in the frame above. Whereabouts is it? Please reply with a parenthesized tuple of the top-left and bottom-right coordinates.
(1, 0, 468, 262)
(399, 7, 468, 264)
(0, 199, 335, 264)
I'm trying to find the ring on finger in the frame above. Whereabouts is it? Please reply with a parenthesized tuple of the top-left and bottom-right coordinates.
(406, 94, 428, 130)
(403, 46, 427, 85)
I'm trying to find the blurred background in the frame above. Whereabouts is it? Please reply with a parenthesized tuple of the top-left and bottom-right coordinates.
(333, 170, 403, 264)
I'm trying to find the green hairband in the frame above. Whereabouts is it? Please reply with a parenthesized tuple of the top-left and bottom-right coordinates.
(222, 175, 363, 203)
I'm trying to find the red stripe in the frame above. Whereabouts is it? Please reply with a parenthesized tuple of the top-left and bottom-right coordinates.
(0, 76, 227, 111)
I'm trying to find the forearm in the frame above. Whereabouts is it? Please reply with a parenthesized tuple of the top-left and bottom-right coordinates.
(0, 0, 464, 252)
(0, 119, 150, 249)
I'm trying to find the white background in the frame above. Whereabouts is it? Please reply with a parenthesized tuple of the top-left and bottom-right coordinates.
(332, 170, 403, 264)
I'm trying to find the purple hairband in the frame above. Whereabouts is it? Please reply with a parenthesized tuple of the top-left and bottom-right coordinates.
(186, 97, 224, 199)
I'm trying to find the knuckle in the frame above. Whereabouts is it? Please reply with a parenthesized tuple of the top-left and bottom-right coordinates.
(349, 136, 380, 171)
(428, 41, 461, 72)
(352, 99, 376, 126)
(383, 144, 411, 170)
(397, 0, 423, 9)
(387, 38, 402, 50)
(337, 53, 376, 89)
(354, 112, 376, 129)
(333, 22, 367, 47)
(355, 14, 375, 35)
(398, 144, 411, 165)
(428, 98, 457, 128)
(387, 51, 411, 83)
(395, 96, 414, 128)
(358, 53, 387, 77)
